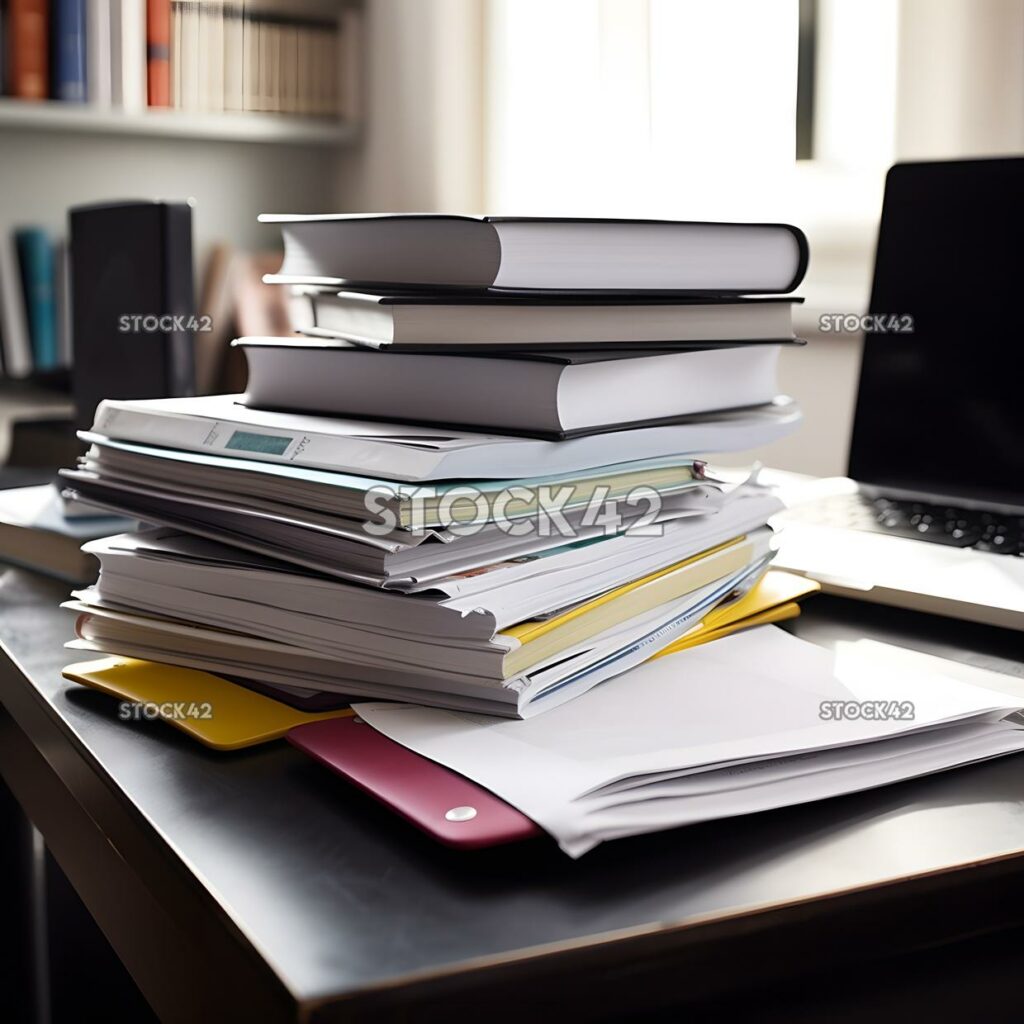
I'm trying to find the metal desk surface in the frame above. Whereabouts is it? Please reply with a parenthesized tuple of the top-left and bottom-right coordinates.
(3, 567, 1024, 1022)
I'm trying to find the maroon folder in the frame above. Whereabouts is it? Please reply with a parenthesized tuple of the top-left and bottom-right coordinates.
(287, 717, 542, 849)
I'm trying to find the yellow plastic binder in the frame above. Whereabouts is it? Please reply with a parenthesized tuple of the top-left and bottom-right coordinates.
(650, 570, 821, 661)
(63, 657, 352, 750)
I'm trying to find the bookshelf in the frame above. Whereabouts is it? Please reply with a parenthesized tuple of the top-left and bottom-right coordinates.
(0, 99, 359, 147)
(0, 0, 364, 459)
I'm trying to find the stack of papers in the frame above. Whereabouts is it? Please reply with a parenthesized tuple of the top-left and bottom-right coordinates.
(64, 495, 789, 716)
(60, 213, 811, 720)
(59, 399, 806, 716)
(355, 627, 1024, 855)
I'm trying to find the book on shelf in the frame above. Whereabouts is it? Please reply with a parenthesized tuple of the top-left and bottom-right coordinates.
(111, 0, 148, 111)
(52, 0, 87, 102)
(10, 0, 49, 99)
(196, 0, 222, 111)
(1, 226, 72, 379)
(15, 227, 59, 372)
(0, 230, 34, 379)
(54, 240, 72, 368)
(146, 0, 171, 106)
(86, 0, 113, 106)
(223, 1, 243, 110)
(88, 0, 144, 110)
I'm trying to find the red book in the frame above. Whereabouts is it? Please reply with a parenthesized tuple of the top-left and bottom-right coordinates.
(9, 0, 49, 100)
(146, 0, 171, 106)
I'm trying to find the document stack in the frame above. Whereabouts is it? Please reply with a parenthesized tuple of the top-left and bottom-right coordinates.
(62, 214, 811, 718)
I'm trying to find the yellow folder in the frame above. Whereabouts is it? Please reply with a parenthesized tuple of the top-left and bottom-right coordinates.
(649, 570, 820, 661)
(501, 537, 749, 675)
(63, 657, 352, 750)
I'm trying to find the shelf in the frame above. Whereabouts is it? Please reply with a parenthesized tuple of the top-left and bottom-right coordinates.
(0, 99, 357, 146)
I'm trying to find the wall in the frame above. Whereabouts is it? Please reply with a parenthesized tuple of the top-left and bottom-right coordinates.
(335, 0, 484, 211)
(0, 130, 340, 278)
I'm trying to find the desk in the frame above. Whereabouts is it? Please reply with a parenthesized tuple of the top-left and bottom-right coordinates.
(3, 567, 1024, 1022)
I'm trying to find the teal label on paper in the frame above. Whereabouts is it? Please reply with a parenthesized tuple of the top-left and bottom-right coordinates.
(225, 430, 292, 456)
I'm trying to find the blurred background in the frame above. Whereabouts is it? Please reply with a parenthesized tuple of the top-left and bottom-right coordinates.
(0, 0, 1021, 476)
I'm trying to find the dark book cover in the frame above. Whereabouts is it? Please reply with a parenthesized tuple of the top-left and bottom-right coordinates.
(52, 0, 85, 101)
(70, 201, 196, 429)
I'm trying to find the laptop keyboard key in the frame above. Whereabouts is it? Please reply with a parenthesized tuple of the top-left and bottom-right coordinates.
(789, 494, 1022, 553)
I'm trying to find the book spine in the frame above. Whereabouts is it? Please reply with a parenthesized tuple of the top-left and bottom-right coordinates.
(146, 0, 170, 105)
(0, 232, 34, 378)
(117, 0, 147, 110)
(324, 15, 338, 116)
(0, 3, 6, 97)
(53, 0, 87, 102)
(10, 0, 49, 99)
(340, 5, 361, 121)
(310, 23, 324, 115)
(55, 240, 72, 368)
(108, 0, 122, 103)
(86, 0, 112, 105)
(161, 203, 196, 396)
(170, 0, 181, 106)
(205, 0, 224, 110)
(178, 0, 198, 108)
(241, 5, 256, 110)
(15, 228, 58, 373)
(222, 0, 243, 110)
(195, 0, 224, 111)
(295, 23, 311, 115)
(255, 13, 270, 111)
(279, 20, 295, 113)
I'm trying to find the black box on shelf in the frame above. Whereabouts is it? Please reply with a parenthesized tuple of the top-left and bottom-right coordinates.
(69, 201, 196, 429)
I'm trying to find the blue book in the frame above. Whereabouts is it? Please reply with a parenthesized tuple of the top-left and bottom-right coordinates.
(15, 229, 59, 373)
(53, 0, 87, 102)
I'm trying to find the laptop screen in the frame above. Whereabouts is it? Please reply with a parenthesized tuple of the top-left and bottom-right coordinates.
(847, 157, 1024, 508)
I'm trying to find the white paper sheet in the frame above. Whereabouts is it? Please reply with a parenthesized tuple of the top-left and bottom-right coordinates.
(355, 627, 1024, 855)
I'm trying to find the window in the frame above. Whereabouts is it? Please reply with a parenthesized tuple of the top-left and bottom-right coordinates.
(485, 0, 899, 248)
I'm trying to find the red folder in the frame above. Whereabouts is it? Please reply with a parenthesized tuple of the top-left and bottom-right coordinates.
(287, 717, 542, 849)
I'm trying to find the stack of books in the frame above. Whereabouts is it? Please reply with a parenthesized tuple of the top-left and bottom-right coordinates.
(62, 213, 810, 718)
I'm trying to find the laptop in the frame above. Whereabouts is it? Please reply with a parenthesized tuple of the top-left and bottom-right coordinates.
(774, 157, 1024, 630)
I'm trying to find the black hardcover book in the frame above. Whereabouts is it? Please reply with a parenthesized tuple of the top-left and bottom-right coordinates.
(69, 201, 196, 429)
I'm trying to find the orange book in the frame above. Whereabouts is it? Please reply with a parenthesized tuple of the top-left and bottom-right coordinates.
(146, 0, 171, 106)
(10, 0, 49, 100)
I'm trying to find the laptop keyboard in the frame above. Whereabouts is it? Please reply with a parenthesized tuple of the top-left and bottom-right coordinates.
(787, 494, 1024, 556)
